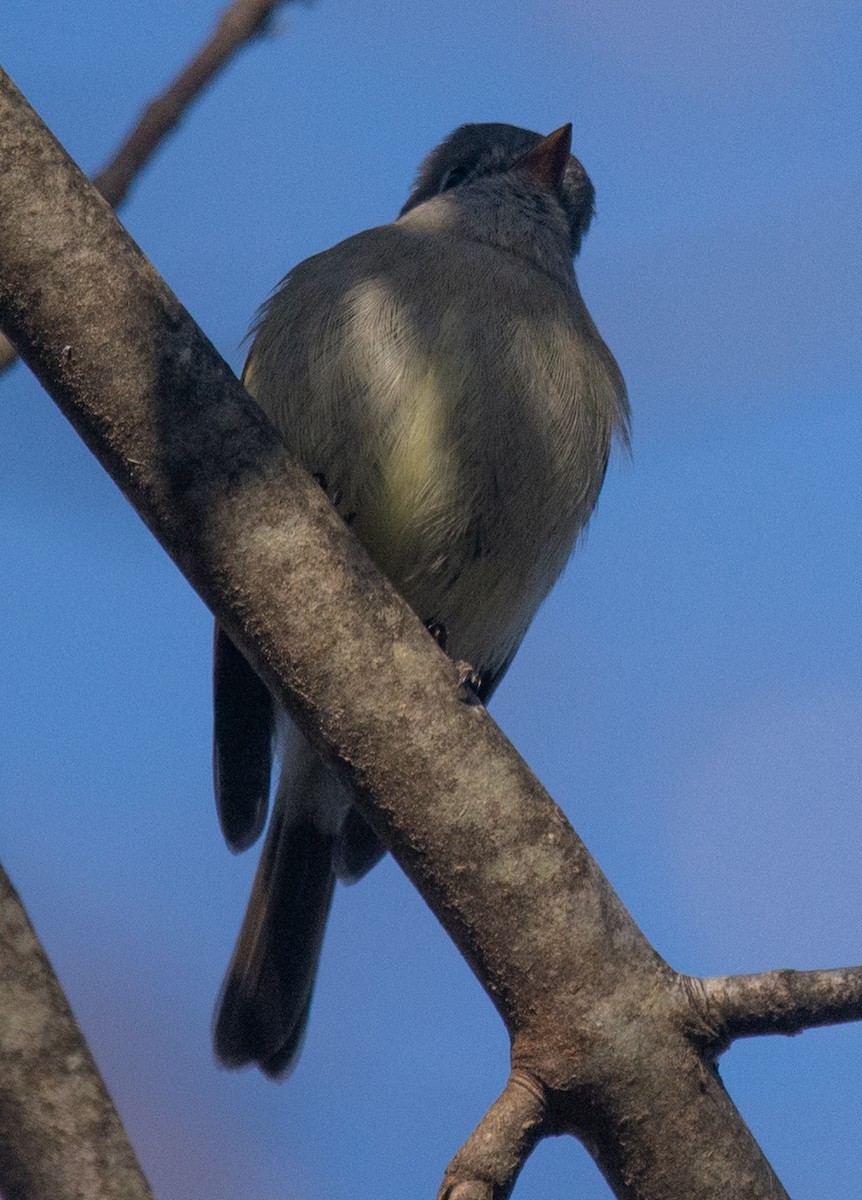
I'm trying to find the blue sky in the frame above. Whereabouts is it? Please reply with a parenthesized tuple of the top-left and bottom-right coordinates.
(2, 2, 861, 1196)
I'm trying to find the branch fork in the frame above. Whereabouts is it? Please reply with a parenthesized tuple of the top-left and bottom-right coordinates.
(2, 63, 860, 1200)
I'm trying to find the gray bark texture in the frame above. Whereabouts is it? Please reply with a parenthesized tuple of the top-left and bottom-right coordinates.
(0, 868, 154, 1200)
(1, 66, 859, 1199)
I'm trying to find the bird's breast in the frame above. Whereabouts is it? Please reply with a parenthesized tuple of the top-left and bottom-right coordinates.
(247, 235, 622, 679)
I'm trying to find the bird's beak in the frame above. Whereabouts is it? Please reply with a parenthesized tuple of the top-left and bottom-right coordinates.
(510, 124, 573, 190)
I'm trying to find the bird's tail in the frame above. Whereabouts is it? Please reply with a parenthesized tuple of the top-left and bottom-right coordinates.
(214, 716, 387, 1078)
(213, 782, 337, 1078)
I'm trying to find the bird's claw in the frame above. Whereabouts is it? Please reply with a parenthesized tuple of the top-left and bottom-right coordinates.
(425, 621, 449, 652)
(456, 662, 483, 706)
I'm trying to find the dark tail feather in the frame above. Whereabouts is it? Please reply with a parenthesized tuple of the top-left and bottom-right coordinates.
(214, 808, 336, 1077)
(333, 805, 386, 882)
(212, 624, 275, 852)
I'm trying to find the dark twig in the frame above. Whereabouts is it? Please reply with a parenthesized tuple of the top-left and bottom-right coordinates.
(93, 0, 293, 207)
(693, 967, 862, 1051)
(0, 866, 154, 1200)
(0, 0, 297, 374)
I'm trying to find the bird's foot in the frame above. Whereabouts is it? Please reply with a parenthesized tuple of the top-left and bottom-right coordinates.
(455, 661, 483, 706)
(313, 472, 356, 525)
(425, 620, 449, 652)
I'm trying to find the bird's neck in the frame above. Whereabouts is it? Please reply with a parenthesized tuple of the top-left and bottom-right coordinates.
(399, 183, 576, 287)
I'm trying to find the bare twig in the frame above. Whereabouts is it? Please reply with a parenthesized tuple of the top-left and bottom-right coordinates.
(93, 0, 294, 207)
(693, 967, 862, 1050)
(0, 866, 154, 1200)
(0, 0, 297, 374)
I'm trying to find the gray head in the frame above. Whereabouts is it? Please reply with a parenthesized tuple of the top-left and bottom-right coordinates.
(400, 122, 596, 258)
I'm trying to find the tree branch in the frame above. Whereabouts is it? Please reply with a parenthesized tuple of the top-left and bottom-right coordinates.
(1, 66, 850, 1198)
(692, 967, 862, 1050)
(0, 866, 154, 1200)
(0, 0, 298, 375)
(438, 1071, 549, 1200)
(92, 0, 295, 208)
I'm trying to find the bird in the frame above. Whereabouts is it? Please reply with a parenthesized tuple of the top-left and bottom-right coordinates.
(212, 122, 629, 1077)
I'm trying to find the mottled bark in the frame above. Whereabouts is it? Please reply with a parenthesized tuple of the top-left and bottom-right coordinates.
(0, 869, 153, 1200)
(697, 967, 862, 1050)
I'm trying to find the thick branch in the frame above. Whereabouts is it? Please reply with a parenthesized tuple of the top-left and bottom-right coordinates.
(0, 866, 153, 1200)
(696, 967, 862, 1049)
(0, 68, 807, 1199)
(0, 0, 296, 374)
